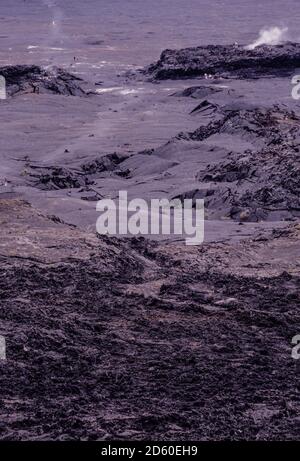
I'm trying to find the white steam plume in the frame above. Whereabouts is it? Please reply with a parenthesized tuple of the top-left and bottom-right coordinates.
(42, 0, 65, 43)
(245, 26, 289, 50)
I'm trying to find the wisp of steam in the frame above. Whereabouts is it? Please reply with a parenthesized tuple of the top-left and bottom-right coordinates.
(245, 26, 289, 50)
(42, 0, 64, 43)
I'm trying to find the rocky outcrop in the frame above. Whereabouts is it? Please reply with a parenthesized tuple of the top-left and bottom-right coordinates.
(26, 153, 130, 191)
(0, 65, 86, 97)
(177, 106, 300, 221)
(171, 85, 224, 98)
(197, 147, 300, 222)
(146, 42, 300, 80)
(181, 106, 299, 145)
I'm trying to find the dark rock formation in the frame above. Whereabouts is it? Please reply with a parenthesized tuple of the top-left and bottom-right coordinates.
(180, 106, 300, 146)
(198, 147, 300, 222)
(179, 106, 300, 221)
(189, 99, 220, 115)
(171, 85, 223, 98)
(0, 65, 86, 97)
(28, 166, 92, 190)
(146, 42, 300, 80)
(81, 153, 129, 175)
(27, 153, 130, 191)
